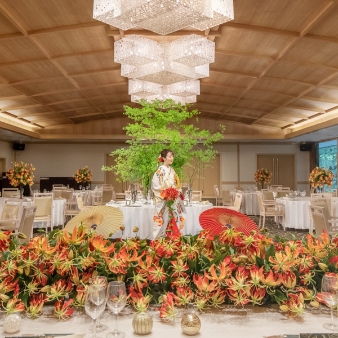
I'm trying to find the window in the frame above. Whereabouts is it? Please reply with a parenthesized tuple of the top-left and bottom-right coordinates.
(318, 140, 337, 190)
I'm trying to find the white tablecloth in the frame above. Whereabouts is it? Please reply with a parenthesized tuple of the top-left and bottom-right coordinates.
(231, 192, 260, 215)
(0, 197, 66, 228)
(4, 304, 336, 338)
(107, 202, 212, 239)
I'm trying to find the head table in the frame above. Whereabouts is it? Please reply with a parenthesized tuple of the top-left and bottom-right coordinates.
(1, 305, 335, 338)
(106, 201, 213, 240)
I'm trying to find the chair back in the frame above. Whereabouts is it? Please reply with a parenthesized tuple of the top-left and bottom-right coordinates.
(53, 184, 66, 189)
(222, 190, 231, 204)
(1, 200, 21, 228)
(234, 186, 244, 191)
(311, 193, 332, 198)
(76, 195, 85, 209)
(92, 190, 103, 205)
(256, 192, 264, 213)
(101, 184, 113, 189)
(2, 188, 19, 198)
(309, 205, 328, 235)
(53, 190, 63, 199)
(233, 192, 243, 210)
(115, 193, 126, 200)
(261, 189, 274, 201)
(277, 191, 289, 198)
(214, 185, 220, 198)
(310, 198, 332, 220)
(277, 187, 290, 192)
(270, 185, 282, 189)
(61, 189, 74, 201)
(33, 193, 53, 217)
(102, 189, 116, 204)
(192, 191, 202, 202)
(19, 206, 37, 244)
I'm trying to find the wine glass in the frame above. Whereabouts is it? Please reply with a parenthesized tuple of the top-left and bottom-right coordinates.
(321, 274, 338, 330)
(79, 185, 82, 190)
(85, 285, 107, 338)
(106, 281, 127, 338)
(89, 276, 108, 333)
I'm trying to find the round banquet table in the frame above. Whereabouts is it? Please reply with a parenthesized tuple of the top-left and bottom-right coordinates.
(231, 191, 260, 215)
(106, 201, 212, 239)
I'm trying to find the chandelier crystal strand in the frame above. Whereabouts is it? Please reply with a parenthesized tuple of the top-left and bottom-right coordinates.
(116, 35, 214, 85)
(93, 0, 219, 35)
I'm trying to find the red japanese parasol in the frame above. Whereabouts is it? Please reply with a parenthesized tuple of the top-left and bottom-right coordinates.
(199, 207, 258, 236)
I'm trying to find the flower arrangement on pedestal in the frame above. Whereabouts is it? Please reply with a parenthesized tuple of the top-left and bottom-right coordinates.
(6, 162, 35, 198)
(74, 166, 92, 183)
(309, 167, 334, 189)
(1, 225, 338, 320)
(254, 168, 272, 189)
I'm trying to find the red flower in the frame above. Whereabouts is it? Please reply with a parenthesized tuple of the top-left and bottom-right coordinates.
(160, 187, 180, 201)
(158, 156, 164, 162)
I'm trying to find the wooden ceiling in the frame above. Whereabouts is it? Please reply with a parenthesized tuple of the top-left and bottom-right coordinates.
(1, 0, 338, 141)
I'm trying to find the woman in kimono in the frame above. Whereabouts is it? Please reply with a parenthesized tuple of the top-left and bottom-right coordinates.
(152, 149, 185, 238)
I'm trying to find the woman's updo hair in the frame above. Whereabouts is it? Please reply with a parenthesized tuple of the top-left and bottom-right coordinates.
(160, 149, 174, 160)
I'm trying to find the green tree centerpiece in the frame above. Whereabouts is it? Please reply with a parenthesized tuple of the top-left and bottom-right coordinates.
(102, 99, 224, 193)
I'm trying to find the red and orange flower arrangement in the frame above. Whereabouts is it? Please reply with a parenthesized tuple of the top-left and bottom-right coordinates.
(1, 225, 338, 320)
(74, 166, 92, 183)
(309, 167, 334, 188)
(6, 161, 35, 187)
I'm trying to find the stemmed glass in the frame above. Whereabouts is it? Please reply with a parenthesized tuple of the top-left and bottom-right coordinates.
(89, 276, 108, 333)
(106, 281, 127, 338)
(79, 184, 82, 190)
(85, 285, 107, 338)
(321, 274, 338, 330)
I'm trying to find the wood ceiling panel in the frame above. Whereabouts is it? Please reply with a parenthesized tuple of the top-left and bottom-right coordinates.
(233, 0, 330, 32)
(201, 75, 255, 89)
(195, 96, 236, 107)
(81, 84, 128, 97)
(291, 98, 337, 111)
(200, 86, 246, 98)
(49, 100, 93, 111)
(32, 26, 112, 56)
(308, 5, 338, 38)
(73, 72, 125, 87)
(0, 37, 46, 63)
(71, 115, 106, 123)
(61, 108, 100, 117)
(56, 52, 117, 74)
(0, 61, 62, 82)
(8, 106, 52, 116)
(33, 91, 86, 105)
(90, 96, 131, 106)
(283, 38, 338, 66)
(234, 100, 275, 112)
(0, 10, 18, 34)
(265, 61, 333, 85)
(212, 54, 272, 76)
(242, 89, 292, 106)
(227, 107, 262, 118)
(11, 78, 75, 96)
(0, 96, 39, 108)
(1, 0, 94, 31)
(306, 87, 338, 102)
(277, 107, 318, 118)
(253, 77, 312, 97)
(0, 86, 23, 98)
(218, 26, 296, 58)
(258, 119, 291, 128)
(222, 115, 256, 124)
(264, 114, 302, 123)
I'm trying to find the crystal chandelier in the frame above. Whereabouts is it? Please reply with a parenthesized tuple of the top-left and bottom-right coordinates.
(93, 0, 234, 35)
(128, 79, 200, 104)
(115, 35, 214, 85)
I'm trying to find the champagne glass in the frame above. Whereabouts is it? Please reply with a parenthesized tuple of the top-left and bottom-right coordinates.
(106, 281, 127, 338)
(89, 276, 108, 333)
(85, 285, 107, 338)
(321, 274, 338, 330)
(79, 184, 82, 190)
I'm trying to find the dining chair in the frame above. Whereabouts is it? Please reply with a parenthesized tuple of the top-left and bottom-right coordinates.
(311, 193, 332, 198)
(221, 190, 232, 206)
(101, 184, 113, 189)
(270, 185, 282, 189)
(256, 192, 284, 230)
(0, 198, 23, 231)
(115, 193, 126, 200)
(261, 189, 274, 201)
(61, 189, 74, 201)
(309, 205, 338, 236)
(277, 191, 289, 198)
(53, 184, 66, 188)
(92, 190, 103, 206)
(52, 189, 63, 199)
(64, 200, 79, 225)
(277, 187, 290, 192)
(214, 185, 222, 206)
(2, 188, 19, 198)
(192, 191, 202, 202)
(234, 186, 244, 191)
(18, 206, 37, 244)
(102, 188, 116, 204)
(226, 192, 243, 212)
(33, 192, 53, 233)
(76, 194, 92, 211)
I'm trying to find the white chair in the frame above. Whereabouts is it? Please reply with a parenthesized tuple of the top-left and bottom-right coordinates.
(92, 190, 103, 206)
(2, 188, 19, 198)
(53, 184, 66, 189)
(311, 193, 333, 198)
(277, 187, 290, 192)
(221, 190, 232, 206)
(76, 194, 91, 211)
(234, 186, 244, 191)
(101, 184, 113, 189)
(270, 185, 282, 189)
(102, 188, 116, 204)
(192, 191, 202, 202)
(64, 201, 79, 225)
(0, 198, 23, 231)
(53, 189, 63, 199)
(18, 206, 37, 244)
(33, 193, 53, 233)
(214, 185, 222, 206)
(226, 192, 243, 212)
(256, 192, 284, 230)
(61, 189, 74, 201)
(261, 189, 274, 201)
(309, 205, 338, 237)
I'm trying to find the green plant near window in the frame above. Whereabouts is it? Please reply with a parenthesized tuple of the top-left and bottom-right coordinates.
(102, 99, 224, 192)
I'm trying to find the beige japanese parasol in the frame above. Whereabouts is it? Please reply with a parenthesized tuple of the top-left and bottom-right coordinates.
(64, 206, 124, 238)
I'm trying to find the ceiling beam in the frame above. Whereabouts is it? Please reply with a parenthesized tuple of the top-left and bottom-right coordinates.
(68, 67, 121, 77)
(215, 49, 275, 61)
(52, 48, 114, 60)
(0, 32, 24, 40)
(305, 33, 338, 44)
(210, 68, 258, 78)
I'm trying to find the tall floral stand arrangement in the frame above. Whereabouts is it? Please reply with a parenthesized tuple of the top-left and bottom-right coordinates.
(74, 166, 92, 189)
(309, 167, 334, 193)
(6, 162, 35, 199)
(254, 168, 272, 190)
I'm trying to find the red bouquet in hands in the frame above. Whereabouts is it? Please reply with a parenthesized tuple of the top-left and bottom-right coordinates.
(160, 187, 180, 201)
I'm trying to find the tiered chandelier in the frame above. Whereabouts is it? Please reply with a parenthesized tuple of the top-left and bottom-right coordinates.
(114, 35, 214, 103)
(93, 0, 234, 35)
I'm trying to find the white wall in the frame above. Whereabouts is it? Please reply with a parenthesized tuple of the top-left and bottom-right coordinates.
(0, 140, 14, 171)
(12, 142, 310, 191)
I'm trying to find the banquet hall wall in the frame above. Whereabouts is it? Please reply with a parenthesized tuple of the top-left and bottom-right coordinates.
(0, 140, 310, 193)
